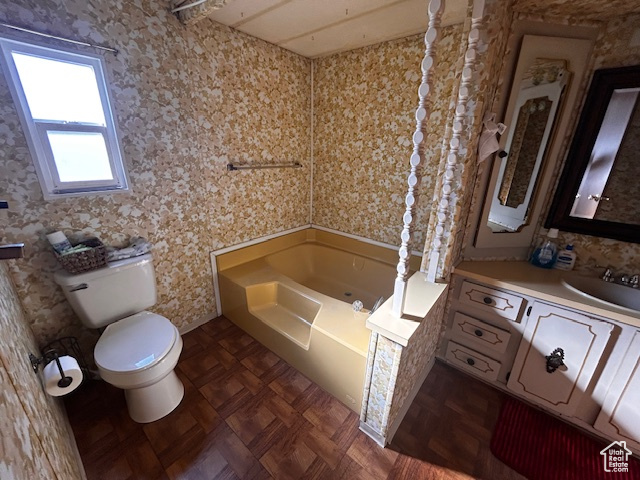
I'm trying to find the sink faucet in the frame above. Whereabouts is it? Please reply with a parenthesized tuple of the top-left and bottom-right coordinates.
(601, 268, 640, 288)
(602, 268, 614, 282)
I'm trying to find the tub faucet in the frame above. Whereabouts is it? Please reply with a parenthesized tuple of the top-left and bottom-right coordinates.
(630, 274, 639, 288)
(370, 296, 385, 315)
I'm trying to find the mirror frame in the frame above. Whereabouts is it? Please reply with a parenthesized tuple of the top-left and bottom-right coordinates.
(546, 65, 640, 244)
(472, 35, 593, 254)
(488, 65, 568, 231)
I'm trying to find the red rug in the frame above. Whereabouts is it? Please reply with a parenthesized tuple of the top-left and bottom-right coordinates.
(490, 397, 640, 480)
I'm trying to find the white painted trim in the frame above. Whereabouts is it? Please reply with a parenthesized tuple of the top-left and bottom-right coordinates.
(210, 251, 222, 318)
(359, 420, 386, 447)
(178, 312, 216, 335)
(309, 61, 315, 225)
(211, 225, 311, 256)
(384, 356, 435, 445)
(311, 224, 423, 257)
(0, 35, 129, 200)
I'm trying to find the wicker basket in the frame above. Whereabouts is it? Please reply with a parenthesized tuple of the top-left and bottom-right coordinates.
(55, 237, 107, 274)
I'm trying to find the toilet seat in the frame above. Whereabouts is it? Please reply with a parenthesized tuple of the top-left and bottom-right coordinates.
(95, 311, 177, 374)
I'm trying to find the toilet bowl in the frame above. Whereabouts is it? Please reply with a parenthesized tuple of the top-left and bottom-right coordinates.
(54, 254, 184, 423)
(94, 311, 184, 423)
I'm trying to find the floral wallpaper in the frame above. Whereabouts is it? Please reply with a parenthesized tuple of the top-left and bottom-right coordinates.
(386, 290, 448, 428)
(0, 0, 311, 355)
(591, 13, 640, 69)
(360, 287, 448, 442)
(360, 333, 403, 435)
(0, 262, 85, 479)
(512, 0, 640, 19)
(313, 26, 464, 248)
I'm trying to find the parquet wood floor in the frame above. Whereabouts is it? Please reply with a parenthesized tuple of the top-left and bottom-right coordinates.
(65, 317, 525, 479)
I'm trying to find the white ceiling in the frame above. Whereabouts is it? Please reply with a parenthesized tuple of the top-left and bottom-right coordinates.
(206, 0, 468, 58)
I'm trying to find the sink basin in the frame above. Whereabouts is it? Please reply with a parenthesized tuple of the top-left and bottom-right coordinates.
(562, 276, 640, 313)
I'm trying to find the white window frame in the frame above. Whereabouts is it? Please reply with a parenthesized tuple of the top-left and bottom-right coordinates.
(0, 36, 129, 200)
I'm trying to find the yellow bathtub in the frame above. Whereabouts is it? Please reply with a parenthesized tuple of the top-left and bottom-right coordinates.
(216, 228, 420, 414)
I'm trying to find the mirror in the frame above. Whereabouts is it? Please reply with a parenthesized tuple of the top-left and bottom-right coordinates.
(547, 65, 640, 243)
(470, 34, 594, 256)
(487, 59, 569, 233)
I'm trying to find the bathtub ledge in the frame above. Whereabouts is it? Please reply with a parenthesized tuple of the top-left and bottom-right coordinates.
(366, 272, 447, 346)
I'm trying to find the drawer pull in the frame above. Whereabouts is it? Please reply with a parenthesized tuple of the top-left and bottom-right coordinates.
(483, 296, 493, 305)
(467, 358, 475, 366)
(474, 329, 483, 337)
(545, 347, 565, 373)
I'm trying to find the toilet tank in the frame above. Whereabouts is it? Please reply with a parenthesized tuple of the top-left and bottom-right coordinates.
(53, 254, 157, 329)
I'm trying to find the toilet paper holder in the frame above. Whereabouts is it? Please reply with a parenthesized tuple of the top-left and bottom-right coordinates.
(28, 336, 88, 386)
(29, 350, 73, 387)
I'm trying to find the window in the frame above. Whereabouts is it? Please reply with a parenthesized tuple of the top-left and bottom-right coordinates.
(0, 37, 129, 199)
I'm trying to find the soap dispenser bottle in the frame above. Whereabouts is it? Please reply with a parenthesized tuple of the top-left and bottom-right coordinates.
(530, 228, 559, 269)
(554, 244, 577, 270)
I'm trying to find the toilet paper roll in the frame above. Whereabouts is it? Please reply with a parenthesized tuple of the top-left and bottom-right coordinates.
(43, 355, 83, 396)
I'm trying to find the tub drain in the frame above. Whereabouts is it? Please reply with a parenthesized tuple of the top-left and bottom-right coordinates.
(344, 292, 352, 297)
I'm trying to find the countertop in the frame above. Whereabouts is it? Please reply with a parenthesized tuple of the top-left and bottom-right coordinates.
(366, 272, 448, 346)
(454, 261, 640, 327)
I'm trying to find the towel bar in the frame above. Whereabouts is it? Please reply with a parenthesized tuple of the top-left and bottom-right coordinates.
(227, 162, 302, 171)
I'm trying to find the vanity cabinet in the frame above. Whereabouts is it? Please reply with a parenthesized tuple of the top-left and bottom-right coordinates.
(442, 278, 527, 384)
(594, 331, 640, 449)
(447, 263, 640, 454)
(507, 301, 614, 416)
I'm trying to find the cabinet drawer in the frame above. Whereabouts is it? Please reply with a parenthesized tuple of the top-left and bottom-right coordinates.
(445, 341, 501, 382)
(451, 312, 511, 355)
(459, 280, 524, 321)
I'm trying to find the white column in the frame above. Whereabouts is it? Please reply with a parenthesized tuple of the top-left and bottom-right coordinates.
(427, 0, 485, 282)
(392, 0, 445, 317)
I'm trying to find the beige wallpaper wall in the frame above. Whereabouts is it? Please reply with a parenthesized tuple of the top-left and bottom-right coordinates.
(312, 26, 464, 248)
(0, 262, 85, 480)
(0, 0, 311, 353)
(513, 0, 640, 20)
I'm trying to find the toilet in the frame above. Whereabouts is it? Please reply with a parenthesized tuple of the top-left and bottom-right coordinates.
(54, 254, 184, 423)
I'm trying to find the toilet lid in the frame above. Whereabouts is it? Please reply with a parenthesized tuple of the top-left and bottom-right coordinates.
(94, 311, 177, 373)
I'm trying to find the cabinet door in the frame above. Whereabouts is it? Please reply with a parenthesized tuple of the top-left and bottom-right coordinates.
(594, 331, 640, 448)
(507, 302, 613, 416)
